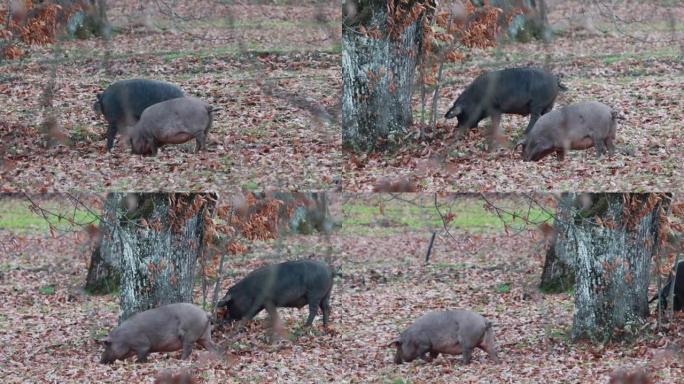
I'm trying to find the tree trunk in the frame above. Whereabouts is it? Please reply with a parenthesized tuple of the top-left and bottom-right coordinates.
(342, 0, 430, 151)
(266, 192, 335, 235)
(479, 0, 550, 42)
(84, 193, 121, 294)
(571, 193, 669, 341)
(539, 193, 575, 292)
(105, 193, 214, 322)
(57, 0, 111, 39)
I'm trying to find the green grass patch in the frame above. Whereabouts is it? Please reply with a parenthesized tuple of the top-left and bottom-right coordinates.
(187, 18, 338, 30)
(341, 197, 553, 234)
(386, 379, 411, 384)
(494, 283, 511, 294)
(241, 181, 260, 191)
(602, 54, 623, 65)
(432, 262, 467, 271)
(0, 199, 99, 233)
(39, 285, 55, 295)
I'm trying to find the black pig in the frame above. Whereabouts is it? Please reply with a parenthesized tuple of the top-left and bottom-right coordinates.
(444, 67, 566, 148)
(217, 260, 333, 330)
(651, 261, 684, 311)
(93, 79, 184, 151)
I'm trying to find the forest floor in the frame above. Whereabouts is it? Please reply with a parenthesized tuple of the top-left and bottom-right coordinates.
(1, 195, 683, 383)
(0, 0, 341, 191)
(343, 0, 684, 192)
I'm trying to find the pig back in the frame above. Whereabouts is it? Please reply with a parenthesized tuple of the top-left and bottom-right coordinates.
(115, 303, 208, 339)
(137, 97, 210, 142)
(235, 260, 332, 306)
(100, 79, 183, 122)
(563, 101, 614, 136)
(402, 311, 461, 350)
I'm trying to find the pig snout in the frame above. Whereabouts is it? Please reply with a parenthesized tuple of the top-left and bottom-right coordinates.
(390, 341, 404, 364)
(394, 352, 403, 364)
(100, 354, 113, 364)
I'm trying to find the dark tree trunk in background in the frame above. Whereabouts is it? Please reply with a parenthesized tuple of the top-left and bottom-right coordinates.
(103, 193, 214, 322)
(539, 193, 575, 292)
(84, 194, 121, 294)
(55, 0, 111, 39)
(266, 192, 335, 235)
(477, 0, 550, 42)
(571, 194, 669, 341)
(342, 0, 431, 151)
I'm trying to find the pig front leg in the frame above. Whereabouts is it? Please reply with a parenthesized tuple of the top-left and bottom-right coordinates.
(134, 346, 150, 363)
(487, 113, 502, 152)
(414, 343, 431, 362)
(524, 112, 542, 134)
(461, 347, 473, 365)
(555, 148, 566, 162)
(264, 302, 280, 325)
(454, 124, 468, 141)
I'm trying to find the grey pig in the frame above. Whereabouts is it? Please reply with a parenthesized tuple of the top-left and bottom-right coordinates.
(100, 303, 215, 364)
(391, 310, 499, 365)
(129, 96, 213, 156)
(522, 101, 617, 161)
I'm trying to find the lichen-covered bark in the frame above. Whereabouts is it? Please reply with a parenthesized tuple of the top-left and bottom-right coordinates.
(539, 193, 576, 292)
(84, 193, 121, 294)
(571, 194, 665, 341)
(342, 1, 424, 151)
(109, 193, 213, 322)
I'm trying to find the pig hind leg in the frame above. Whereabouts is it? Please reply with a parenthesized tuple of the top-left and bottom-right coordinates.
(194, 131, 207, 152)
(479, 327, 500, 363)
(304, 299, 321, 326)
(106, 122, 118, 151)
(197, 325, 216, 353)
(319, 291, 332, 326)
(605, 122, 617, 155)
(593, 135, 607, 157)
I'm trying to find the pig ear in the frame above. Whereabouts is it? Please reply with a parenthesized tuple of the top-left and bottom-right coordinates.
(515, 138, 526, 151)
(450, 105, 462, 116)
(388, 340, 401, 348)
